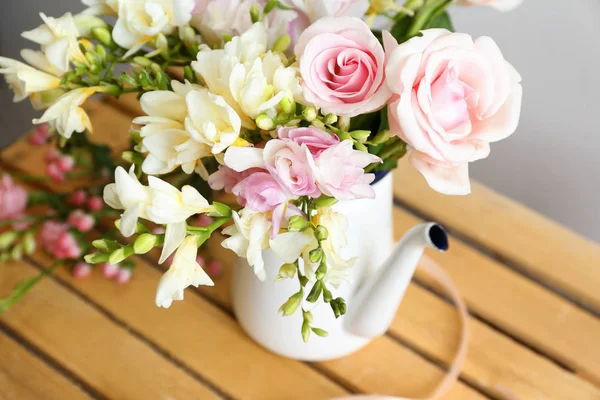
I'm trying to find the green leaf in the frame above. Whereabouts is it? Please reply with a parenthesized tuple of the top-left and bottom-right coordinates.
(390, 16, 414, 43)
(425, 11, 454, 31)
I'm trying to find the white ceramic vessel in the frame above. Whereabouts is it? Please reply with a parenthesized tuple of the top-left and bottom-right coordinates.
(231, 174, 449, 361)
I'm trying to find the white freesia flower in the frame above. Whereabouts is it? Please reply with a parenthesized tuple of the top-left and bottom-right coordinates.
(0, 51, 62, 103)
(21, 13, 87, 73)
(81, 0, 119, 16)
(222, 208, 272, 281)
(185, 88, 244, 154)
(155, 235, 214, 308)
(104, 166, 216, 262)
(112, 0, 195, 57)
(193, 22, 304, 128)
(33, 86, 102, 138)
(134, 81, 244, 178)
(303, 207, 356, 288)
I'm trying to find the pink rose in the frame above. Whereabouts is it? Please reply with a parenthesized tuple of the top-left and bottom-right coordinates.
(457, 0, 523, 11)
(0, 175, 28, 221)
(278, 126, 339, 157)
(385, 30, 522, 195)
(294, 17, 391, 117)
(263, 139, 321, 198)
(232, 172, 288, 212)
(309, 140, 381, 200)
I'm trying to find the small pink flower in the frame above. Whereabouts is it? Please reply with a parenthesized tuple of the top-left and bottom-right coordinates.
(29, 124, 51, 146)
(0, 175, 28, 221)
(72, 262, 92, 279)
(39, 220, 68, 252)
(385, 29, 522, 195)
(53, 232, 82, 259)
(294, 17, 391, 117)
(115, 268, 132, 284)
(67, 210, 95, 232)
(101, 263, 119, 279)
(87, 196, 104, 212)
(232, 172, 288, 212)
(196, 255, 206, 267)
(69, 190, 88, 207)
(205, 260, 222, 278)
(278, 126, 339, 157)
(44, 149, 60, 163)
(309, 141, 381, 201)
(208, 166, 255, 194)
(45, 163, 64, 183)
(55, 156, 75, 173)
(263, 139, 320, 198)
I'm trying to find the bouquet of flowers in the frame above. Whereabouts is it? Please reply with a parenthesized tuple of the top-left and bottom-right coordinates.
(0, 0, 522, 339)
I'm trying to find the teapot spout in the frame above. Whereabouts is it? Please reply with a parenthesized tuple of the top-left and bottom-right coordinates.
(344, 223, 448, 339)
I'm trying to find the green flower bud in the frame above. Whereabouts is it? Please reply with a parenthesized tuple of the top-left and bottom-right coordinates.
(354, 142, 368, 152)
(311, 327, 328, 337)
(272, 34, 291, 54)
(102, 84, 121, 96)
(299, 275, 309, 287)
(301, 320, 311, 342)
(209, 202, 232, 218)
(109, 245, 134, 265)
(371, 129, 391, 145)
(323, 287, 333, 303)
(133, 56, 152, 67)
(85, 52, 100, 68)
(250, 5, 261, 23)
(11, 243, 23, 261)
(275, 263, 297, 281)
(264, 0, 279, 14)
(279, 95, 295, 115)
(335, 130, 352, 142)
(84, 252, 110, 264)
(309, 248, 323, 264)
(22, 232, 36, 255)
(314, 196, 338, 208)
(184, 65, 196, 83)
(303, 309, 314, 323)
(302, 106, 317, 122)
(324, 113, 338, 125)
(314, 225, 328, 242)
(95, 44, 107, 61)
(91, 26, 113, 47)
(330, 297, 347, 318)
(180, 26, 197, 48)
(256, 114, 275, 131)
(134, 234, 158, 255)
(349, 130, 371, 142)
(287, 215, 308, 232)
(306, 280, 323, 303)
(338, 116, 350, 131)
(315, 261, 327, 280)
(0, 231, 19, 250)
(279, 290, 303, 316)
(92, 239, 120, 253)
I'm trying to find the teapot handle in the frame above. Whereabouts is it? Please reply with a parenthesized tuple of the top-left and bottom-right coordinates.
(333, 254, 493, 400)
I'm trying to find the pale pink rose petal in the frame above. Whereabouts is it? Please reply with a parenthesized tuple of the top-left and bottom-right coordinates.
(409, 151, 471, 195)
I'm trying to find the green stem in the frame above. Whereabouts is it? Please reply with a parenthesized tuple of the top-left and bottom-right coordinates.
(405, 0, 453, 38)
(0, 261, 61, 312)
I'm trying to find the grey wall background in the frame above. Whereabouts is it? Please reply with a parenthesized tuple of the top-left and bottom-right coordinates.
(1, 1, 599, 242)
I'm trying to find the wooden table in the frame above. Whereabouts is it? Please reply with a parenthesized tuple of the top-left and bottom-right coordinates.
(1, 96, 600, 400)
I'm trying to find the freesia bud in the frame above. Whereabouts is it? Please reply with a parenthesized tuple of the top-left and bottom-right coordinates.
(349, 130, 371, 142)
(288, 215, 308, 232)
(314, 225, 328, 242)
(92, 239, 118, 252)
(314, 196, 338, 208)
(133, 56, 152, 67)
(302, 106, 317, 122)
(272, 34, 291, 54)
(256, 114, 275, 131)
(84, 252, 110, 264)
(309, 248, 323, 264)
(279, 291, 303, 316)
(209, 202, 231, 218)
(22, 232, 36, 255)
(11, 243, 23, 260)
(134, 233, 158, 254)
(371, 129, 391, 145)
(303, 309, 314, 323)
(179, 26, 196, 48)
(0, 231, 18, 250)
(279, 95, 295, 115)
(275, 263, 297, 281)
(109, 245, 134, 265)
(250, 5, 260, 23)
(311, 327, 329, 337)
(306, 280, 323, 302)
(324, 113, 338, 125)
(302, 320, 311, 342)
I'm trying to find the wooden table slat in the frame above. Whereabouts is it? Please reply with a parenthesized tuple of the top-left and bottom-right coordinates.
(0, 261, 222, 400)
(0, 332, 92, 400)
(393, 160, 600, 312)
